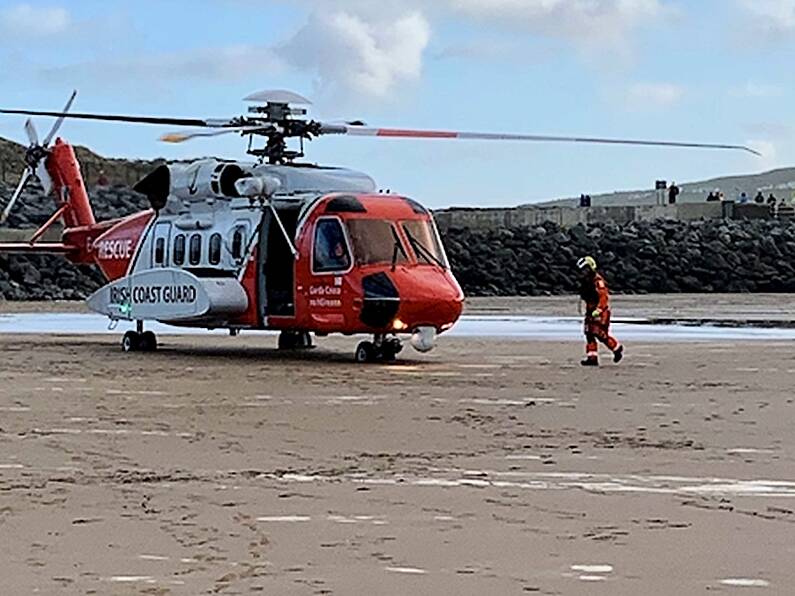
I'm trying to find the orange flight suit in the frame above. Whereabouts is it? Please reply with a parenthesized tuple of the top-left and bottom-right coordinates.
(580, 272, 620, 358)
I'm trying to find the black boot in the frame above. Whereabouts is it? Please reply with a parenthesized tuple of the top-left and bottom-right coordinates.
(581, 356, 599, 367)
(613, 345, 624, 364)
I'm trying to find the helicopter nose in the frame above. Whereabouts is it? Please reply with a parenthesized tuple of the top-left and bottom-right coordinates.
(393, 268, 464, 332)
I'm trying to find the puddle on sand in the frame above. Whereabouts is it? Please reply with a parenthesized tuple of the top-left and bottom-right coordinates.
(107, 576, 155, 583)
(462, 398, 532, 406)
(571, 565, 613, 573)
(719, 578, 770, 588)
(265, 469, 795, 498)
(385, 567, 427, 575)
(256, 515, 311, 522)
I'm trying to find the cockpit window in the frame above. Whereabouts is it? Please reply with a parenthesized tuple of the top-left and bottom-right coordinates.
(345, 219, 407, 267)
(402, 220, 448, 268)
(313, 218, 351, 273)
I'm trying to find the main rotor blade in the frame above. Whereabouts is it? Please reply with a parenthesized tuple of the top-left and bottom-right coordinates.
(160, 126, 269, 143)
(24, 118, 38, 146)
(329, 125, 761, 156)
(0, 108, 213, 128)
(1, 169, 32, 224)
(42, 89, 78, 146)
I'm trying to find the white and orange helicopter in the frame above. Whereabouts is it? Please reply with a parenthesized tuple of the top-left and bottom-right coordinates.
(0, 90, 757, 361)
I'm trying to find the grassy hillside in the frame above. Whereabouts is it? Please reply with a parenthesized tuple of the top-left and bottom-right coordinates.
(0, 136, 164, 188)
(533, 168, 795, 208)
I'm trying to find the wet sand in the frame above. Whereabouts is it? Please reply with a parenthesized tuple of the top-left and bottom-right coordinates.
(1, 299, 794, 594)
(468, 293, 795, 322)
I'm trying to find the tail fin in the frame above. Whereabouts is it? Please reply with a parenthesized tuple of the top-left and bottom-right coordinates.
(0, 137, 99, 261)
(47, 138, 96, 228)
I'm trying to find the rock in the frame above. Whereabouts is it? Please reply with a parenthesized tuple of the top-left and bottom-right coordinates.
(440, 218, 795, 296)
(4, 182, 795, 299)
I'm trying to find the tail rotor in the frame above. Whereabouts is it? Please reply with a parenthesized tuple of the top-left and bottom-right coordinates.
(0, 90, 77, 224)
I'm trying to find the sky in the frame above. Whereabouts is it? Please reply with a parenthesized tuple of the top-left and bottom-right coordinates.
(0, 0, 794, 208)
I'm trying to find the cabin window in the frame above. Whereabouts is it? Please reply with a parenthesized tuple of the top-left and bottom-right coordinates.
(154, 237, 165, 265)
(345, 219, 407, 267)
(231, 226, 246, 260)
(209, 233, 222, 265)
(173, 234, 185, 265)
(313, 218, 351, 273)
(189, 233, 202, 265)
(402, 220, 448, 268)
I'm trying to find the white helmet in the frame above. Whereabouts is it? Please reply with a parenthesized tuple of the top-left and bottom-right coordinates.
(577, 256, 597, 271)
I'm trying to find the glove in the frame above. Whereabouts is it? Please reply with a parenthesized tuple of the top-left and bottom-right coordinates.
(591, 308, 602, 317)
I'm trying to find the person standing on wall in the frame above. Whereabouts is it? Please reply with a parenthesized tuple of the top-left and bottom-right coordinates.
(668, 182, 680, 205)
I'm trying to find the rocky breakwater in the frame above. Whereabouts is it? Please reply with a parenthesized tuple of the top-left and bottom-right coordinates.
(0, 183, 147, 300)
(3, 182, 795, 300)
(441, 219, 795, 295)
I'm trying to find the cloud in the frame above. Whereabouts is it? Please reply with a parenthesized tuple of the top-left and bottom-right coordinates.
(20, 1, 673, 108)
(277, 10, 430, 100)
(737, 0, 795, 31)
(35, 6, 430, 104)
(40, 45, 283, 95)
(432, 38, 544, 62)
(0, 3, 70, 38)
(729, 81, 782, 98)
(444, 0, 671, 46)
(744, 121, 794, 138)
(746, 139, 779, 168)
(626, 82, 685, 108)
(302, 0, 672, 44)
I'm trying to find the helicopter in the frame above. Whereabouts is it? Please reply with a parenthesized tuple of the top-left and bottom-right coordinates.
(0, 90, 758, 362)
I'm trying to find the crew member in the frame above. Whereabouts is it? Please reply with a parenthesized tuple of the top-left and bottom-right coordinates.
(577, 256, 623, 366)
(668, 182, 680, 205)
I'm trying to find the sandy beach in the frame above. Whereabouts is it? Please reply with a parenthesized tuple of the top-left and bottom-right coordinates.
(0, 297, 794, 594)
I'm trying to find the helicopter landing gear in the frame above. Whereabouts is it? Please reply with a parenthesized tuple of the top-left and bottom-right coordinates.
(355, 335, 403, 364)
(140, 331, 158, 352)
(121, 321, 158, 353)
(278, 330, 314, 350)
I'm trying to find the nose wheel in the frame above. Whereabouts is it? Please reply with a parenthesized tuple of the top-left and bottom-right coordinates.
(121, 321, 158, 353)
(355, 335, 402, 363)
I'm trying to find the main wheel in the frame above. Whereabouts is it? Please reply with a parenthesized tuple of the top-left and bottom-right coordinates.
(295, 331, 314, 350)
(380, 338, 403, 362)
(122, 331, 141, 353)
(355, 341, 375, 363)
(279, 331, 314, 350)
(140, 331, 158, 352)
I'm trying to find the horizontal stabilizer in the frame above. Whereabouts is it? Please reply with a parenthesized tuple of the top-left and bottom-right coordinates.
(0, 242, 75, 254)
